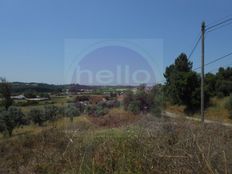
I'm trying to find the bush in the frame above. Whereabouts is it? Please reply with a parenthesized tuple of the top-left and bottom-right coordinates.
(123, 85, 163, 115)
(95, 105, 109, 117)
(75, 101, 86, 113)
(0, 107, 25, 136)
(85, 105, 96, 115)
(151, 98, 162, 117)
(64, 105, 80, 121)
(29, 108, 46, 126)
(44, 105, 60, 122)
(85, 104, 109, 117)
(98, 100, 120, 109)
(128, 100, 140, 114)
(123, 90, 134, 110)
(217, 92, 225, 98)
(225, 94, 232, 119)
(0, 117, 7, 135)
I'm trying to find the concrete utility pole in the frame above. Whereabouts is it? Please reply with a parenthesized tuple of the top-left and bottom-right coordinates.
(201, 21, 205, 123)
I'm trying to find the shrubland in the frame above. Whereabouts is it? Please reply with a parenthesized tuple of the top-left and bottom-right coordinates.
(0, 114, 232, 174)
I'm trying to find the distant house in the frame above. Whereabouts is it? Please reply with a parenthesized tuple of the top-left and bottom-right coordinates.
(11, 95, 26, 100)
(11, 94, 49, 101)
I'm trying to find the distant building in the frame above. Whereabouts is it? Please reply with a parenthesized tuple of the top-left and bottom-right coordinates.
(11, 94, 49, 101)
(11, 95, 26, 100)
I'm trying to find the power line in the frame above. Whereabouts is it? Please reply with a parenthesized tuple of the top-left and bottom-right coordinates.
(188, 34, 201, 60)
(206, 17, 232, 31)
(207, 62, 232, 74)
(193, 51, 232, 71)
(188, 16, 232, 60)
(206, 14, 232, 27)
(207, 21, 232, 33)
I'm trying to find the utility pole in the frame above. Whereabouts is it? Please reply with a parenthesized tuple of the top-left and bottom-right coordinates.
(201, 21, 205, 123)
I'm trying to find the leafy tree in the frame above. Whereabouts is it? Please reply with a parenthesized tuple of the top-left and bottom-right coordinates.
(0, 107, 25, 136)
(164, 53, 209, 113)
(215, 67, 232, 97)
(0, 78, 13, 110)
(205, 73, 217, 97)
(216, 80, 232, 97)
(29, 108, 46, 126)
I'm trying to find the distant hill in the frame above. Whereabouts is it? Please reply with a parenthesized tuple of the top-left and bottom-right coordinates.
(10, 82, 136, 94)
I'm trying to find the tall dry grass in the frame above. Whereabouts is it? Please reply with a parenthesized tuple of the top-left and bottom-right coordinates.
(0, 114, 232, 174)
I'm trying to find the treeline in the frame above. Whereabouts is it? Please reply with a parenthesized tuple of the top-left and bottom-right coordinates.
(11, 82, 136, 95)
(11, 82, 63, 94)
(205, 67, 232, 97)
(0, 104, 81, 136)
(163, 53, 232, 115)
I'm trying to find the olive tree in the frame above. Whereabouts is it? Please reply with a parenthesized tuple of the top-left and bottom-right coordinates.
(0, 78, 13, 110)
(0, 107, 25, 136)
(29, 108, 46, 126)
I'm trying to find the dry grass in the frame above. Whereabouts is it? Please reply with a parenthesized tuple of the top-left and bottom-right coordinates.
(166, 97, 232, 123)
(0, 114, 232, 174)
(165, 102, 186, 116)
(205, 97, 231, 122)
(89, 108, 140, 128)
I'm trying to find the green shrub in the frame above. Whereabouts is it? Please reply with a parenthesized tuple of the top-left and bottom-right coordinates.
(217, 92, 225, 98)
(0, 107, 25, 136)
(85, 104, 109, 117)
(95, 105, 109, 117)
(0, 116, 7, 135)
(29, 108, 46, 126)
(85, 105, 96, 115)
(65, 105, 80, 121)
(44, 105, 60, 122)
(128, 100, 140, 114)
(225, 94, 232, 119)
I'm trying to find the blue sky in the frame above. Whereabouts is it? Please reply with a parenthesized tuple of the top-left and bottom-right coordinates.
(0, 0, 232, 84)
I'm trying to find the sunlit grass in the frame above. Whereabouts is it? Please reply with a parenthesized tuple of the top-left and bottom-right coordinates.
(166, 97, 232, 122)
